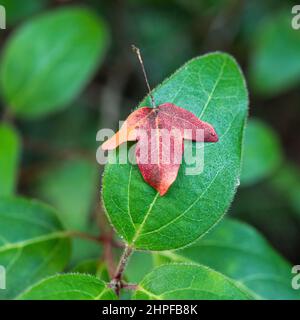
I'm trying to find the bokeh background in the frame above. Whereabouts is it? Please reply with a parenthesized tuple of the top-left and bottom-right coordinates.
(0, 0, 300, 279)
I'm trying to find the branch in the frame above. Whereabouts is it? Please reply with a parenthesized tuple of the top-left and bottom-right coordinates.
(66, 230, 101, 243)
(109, 245, 134, 296)
(122, 283, 138, 291)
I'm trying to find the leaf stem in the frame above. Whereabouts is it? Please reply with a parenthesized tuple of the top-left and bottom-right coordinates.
(109, 244, 134, 296)
(122, 283, 138, 291)
(131, 45, 156, 108)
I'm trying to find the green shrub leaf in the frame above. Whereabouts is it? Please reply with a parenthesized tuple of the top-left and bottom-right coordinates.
(18, 274, 116, 300)
(250, 12, 300, 95)
(133, 264, 253, 300)
(0, 197, 71, 299)
(241, 118, 282, 186)
(155, 219, 300, 300)
(0, 124, 21, 197)
(103, 52, 248, 250)
(0, 7, 109, 118)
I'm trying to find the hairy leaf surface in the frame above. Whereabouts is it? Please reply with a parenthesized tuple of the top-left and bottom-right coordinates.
(0, 197, 71, 299)
(155, 219, 300, 300)
(18, 274, 116, 300)
(133, 264, 253, 300)
(103, 53, 248, 250)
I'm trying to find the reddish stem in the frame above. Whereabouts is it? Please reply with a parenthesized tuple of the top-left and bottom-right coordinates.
(109, 245, 134, 296)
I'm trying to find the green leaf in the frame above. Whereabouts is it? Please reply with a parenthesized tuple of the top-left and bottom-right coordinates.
(0, 197, 71, 299)
(103, 52, 248, 250)
(241, 118, 282, 186)
(133, 264, 253, 300)
(155, 219, 300, 300)
(18, 274, 117, 300)
(0, 7, 109, 118)
(250, 11, 300, 95)
(0, 123, 21, 197)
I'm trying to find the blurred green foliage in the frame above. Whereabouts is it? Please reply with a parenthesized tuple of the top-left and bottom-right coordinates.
(0, 0, 299, 300)
(271, 164, 300, 219)
(241, 118, 282, 186)
(250, 11, 300, 95)
(0, 7, 109, 118)
(33, 159, 98, 230)
(0, 0, 49, 26)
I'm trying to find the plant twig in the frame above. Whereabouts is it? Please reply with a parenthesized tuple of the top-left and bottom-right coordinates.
(99, 235, 124, 248)
(122, 283, 138, 291)
(67, 230, 101, 243)
(109, 244, 134, 296)
(131, 45, 156, 108)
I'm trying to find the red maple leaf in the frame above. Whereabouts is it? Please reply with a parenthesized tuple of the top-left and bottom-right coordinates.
(102, 103, 218, 196)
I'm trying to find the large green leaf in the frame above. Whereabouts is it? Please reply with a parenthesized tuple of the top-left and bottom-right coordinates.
(0, 7, 109, 118)
(241, 118, 282, 186)
(18, 274, 116, 300)
(0, 124, 21, 197)
(133, 264, 253, 300)
(103, 52, 248, 250)
(0, 197, 71, 299)
(250, 11, 300, 95)
(155, 219, 300, 300)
